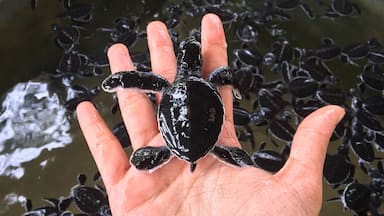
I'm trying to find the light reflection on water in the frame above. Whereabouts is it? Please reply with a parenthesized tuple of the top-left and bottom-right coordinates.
(0, 80, 72, 179)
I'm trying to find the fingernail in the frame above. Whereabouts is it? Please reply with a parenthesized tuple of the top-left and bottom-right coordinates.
(155, 28, 168, 41)
(209, 14, 223, 33)
(327, 105, 345, 123)
(336, 107, 346, 123)
(148, 21, 169, 46)
(108, 43, 128, 58)
(202, 14, 225, 45)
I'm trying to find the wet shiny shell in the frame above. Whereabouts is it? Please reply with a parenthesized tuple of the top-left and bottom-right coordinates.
(158, 77, 224, 163)
(112, 122, 131, 148)
(368, 49, 384, 64)
(268, 119, 295, 142)
(362, 96, 384, 115)
(292, 99, 323, 118)
(71, 185, 107, 214)
(356, 109, 384, 132)
(57, 51, 83, 74)
(288, 77, 318, 98)
(360, 69, 384, 91)
(342, 41, 369, 59)
(350, 135, 375, 162)
(233, 107, 251, 126)
(258, 88, 285, 114)
(323, 153, 354, 185)
(316, 87, 346, 105)
(53, 25, 80, 48)
(234, 48, 262, 66)
(301, 57, 332, 81)
(341, 182, 371, 213)
(251, 150, 286, 172)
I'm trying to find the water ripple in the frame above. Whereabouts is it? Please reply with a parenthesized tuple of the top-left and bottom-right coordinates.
(0, 81, 72, 179)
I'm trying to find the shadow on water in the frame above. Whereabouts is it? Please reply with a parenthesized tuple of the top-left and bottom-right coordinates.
(0, 0, 383, 215)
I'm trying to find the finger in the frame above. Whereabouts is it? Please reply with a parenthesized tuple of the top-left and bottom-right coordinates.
(276, 105, 345, 187)
(147, 21, 176, 82)
(201, 14, 238, 148)
(201, 14, 233, 124)
(201, 13, 228, 77)
(77, 101, 130, 188)
(107, 44, 158, 150)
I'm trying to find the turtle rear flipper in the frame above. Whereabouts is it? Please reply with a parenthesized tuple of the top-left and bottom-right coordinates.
(212, 145, 253, 167)
(130, 146, 172, 172)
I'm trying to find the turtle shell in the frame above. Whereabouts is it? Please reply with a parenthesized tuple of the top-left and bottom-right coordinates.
(71, 185, 107, 214)
(158, 76, 224, 163)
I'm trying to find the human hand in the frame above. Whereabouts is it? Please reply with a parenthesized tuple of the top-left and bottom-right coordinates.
(76, 13, 345, 215)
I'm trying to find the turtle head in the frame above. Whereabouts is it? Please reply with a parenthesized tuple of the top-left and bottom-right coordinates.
(176, 37, 202, 79)
(101, 72, 123, 93)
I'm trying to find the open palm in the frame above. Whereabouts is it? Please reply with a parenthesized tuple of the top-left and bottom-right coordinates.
(77, 14, 345, 215)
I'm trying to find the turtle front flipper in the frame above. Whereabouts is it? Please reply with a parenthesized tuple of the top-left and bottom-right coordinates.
(101, 71, 171, 93)
(130, 146, 172, 172)
(212, 145, 254, 167)
(208, 66, 233, 86)
(208, 67, 242, 100)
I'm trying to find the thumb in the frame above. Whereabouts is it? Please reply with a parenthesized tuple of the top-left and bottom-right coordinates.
(276, 105, 345, 190)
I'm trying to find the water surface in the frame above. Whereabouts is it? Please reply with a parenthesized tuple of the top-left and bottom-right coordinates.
(0, 0, 383, 215)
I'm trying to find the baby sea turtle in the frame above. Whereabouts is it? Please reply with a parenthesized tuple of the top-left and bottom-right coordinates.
(274, 0, 314, 19)
(70, 174, 111, 215)
(57, 2, 93, 23)
(51, 24, 80, 51)
(23, 196, 73, 216)
(235, 23, 258, 43)
(305, 37, 341, 61)
(102, 37, 253, 172)
(251, 142, 288, 173)
(98, 17, 141, 48)
(288, 76, 318, 98)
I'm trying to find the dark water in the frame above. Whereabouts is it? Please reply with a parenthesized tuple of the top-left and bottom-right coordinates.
(0, 0, 383, 215)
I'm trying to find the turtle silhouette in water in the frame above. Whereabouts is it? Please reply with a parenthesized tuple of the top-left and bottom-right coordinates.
(101, 37, 253, 172)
